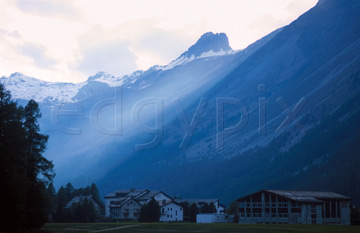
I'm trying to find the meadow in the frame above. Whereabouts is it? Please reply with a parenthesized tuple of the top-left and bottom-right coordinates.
(41, 223, 360, 233)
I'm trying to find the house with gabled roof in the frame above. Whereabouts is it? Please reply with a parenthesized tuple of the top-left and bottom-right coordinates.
(160, 201, 184, 222)
(236, 190, 351, 225)
(105, 188, 182, 221)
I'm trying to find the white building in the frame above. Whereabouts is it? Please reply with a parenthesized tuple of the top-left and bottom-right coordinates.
(160, 202, 184, 222)
(105, 188, 183, 222)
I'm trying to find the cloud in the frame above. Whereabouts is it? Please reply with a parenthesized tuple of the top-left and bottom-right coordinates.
(15, 0, 77, 18)
(0, 0, 318, 83)
(132, 29, 192, 66)
(77, 40, 137, 77)
(18, 42, 56, 68)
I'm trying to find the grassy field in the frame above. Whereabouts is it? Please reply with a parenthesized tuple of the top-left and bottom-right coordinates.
(41, 222, 360, 233)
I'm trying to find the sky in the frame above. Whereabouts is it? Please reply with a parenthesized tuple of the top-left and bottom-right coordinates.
(0, 0, 318, 83)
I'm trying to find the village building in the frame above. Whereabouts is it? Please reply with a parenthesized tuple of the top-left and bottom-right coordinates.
(236, 190, 351, 225)
(160, 201, 184, 222)
(105, 188, 183, 221)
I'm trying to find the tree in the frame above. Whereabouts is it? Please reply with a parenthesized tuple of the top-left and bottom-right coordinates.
(90, 183, 102, 205)
(200, 202, 217, 213)
(182, 202, 190, 222)
(208, 202, 217, 213)
(0, 84, 55, 231)
(23, 99, 53, 181)
(189, 203, 199, 223)
(54, 186, 67, 222)
(138, 198, 160, 222)
(22, 99, 54, 229)
(227, 201, 239, 223)
(0, 84, 27, 232)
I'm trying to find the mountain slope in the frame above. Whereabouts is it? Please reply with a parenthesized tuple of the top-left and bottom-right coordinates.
(94, 0, 360, 204)
(1, 0, 360, 206)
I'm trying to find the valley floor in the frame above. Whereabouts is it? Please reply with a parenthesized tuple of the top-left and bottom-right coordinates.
(40, 223, 360, 233)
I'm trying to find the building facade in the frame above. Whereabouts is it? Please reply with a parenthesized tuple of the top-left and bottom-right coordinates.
(236, 190, 351, 225)
(160, 202, 184, 222)
(105, 188, 183, 221)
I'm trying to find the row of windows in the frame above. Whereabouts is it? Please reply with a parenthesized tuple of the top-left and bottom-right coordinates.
(245, 203, 290, 208)
(240, 213, 290, 218)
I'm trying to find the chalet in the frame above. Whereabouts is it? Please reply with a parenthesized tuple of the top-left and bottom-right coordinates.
(105, 188, 183, 222)
(160, 201, 184, 222)
(236, 190, 351, 225)
(175, 199, 225, 214)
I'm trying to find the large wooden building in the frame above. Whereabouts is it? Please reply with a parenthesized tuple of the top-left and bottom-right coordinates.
(236, 190, 351, 225)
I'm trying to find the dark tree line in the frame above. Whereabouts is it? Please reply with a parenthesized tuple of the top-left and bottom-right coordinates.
(52, 182, 104, 223)
(182, 202, 217, 222)
(0, 84, 55, 232)
(138, 198, 161, 222)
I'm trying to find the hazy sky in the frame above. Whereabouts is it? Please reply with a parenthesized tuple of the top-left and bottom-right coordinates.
(0, 0, 318, 83)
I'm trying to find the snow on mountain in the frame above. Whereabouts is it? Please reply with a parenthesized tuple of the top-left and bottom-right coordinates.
(155, 32, 237, 71)
(1, 32, 237, 103)
(0, 72, 87, 103)
(181, 32, 232, 58)
(87, 70, 144, 87)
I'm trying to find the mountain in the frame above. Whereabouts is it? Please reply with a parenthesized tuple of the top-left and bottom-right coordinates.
(180, 32, 232, 58)
(2, 0, 360, 206)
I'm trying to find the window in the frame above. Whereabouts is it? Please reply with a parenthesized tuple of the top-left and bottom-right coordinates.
(292, 203, 299, 208)
(171, 208, 172, 211)
(253, 203, 262, 208)
(311, 205, 316, 214)
(167, 214, 169, 218)
(168, 208, 169, 211)
(279, 203, 288, 208)
(162, 208, 165, 214)
(176, 210, 178, 215)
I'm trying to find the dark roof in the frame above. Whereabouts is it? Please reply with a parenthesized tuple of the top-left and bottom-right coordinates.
(135, 191, 161, 201)
(105, 189, 173, 205)
(105, 189, 148, 198)
(160, 201, 183, 208)
(109, 197, 142, 208)
(175, 199, 219, 205)
(237, 190, 351, 203)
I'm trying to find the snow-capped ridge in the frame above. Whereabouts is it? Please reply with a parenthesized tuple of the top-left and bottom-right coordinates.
(1, 73, 87, 103)
(181, 32, 232, 58)
(154, 32, 236, 71)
